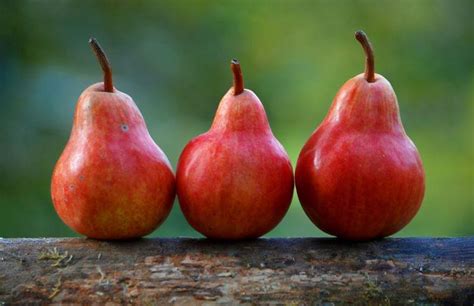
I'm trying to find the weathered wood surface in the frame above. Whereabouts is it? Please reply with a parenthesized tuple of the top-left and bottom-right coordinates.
(0, 238, 473, 305)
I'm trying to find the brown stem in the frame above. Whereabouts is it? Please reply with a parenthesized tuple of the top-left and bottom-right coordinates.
(88, 37, 114, 92)
(355, 30, 375, 83)
(231, 59, 244, 95)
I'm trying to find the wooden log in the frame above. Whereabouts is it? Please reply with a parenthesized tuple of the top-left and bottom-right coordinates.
(0, 238, 473, 304)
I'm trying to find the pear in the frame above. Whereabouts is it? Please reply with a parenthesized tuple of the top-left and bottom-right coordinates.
(295, 31, 425, 241)
(176, 60, 294, 239)
(51, 38, 175, 240)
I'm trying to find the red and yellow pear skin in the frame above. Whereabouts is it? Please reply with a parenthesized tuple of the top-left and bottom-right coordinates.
(295, 31, 425, 240)
(51, 39, 175, 240)
(176, 60, 294, 239)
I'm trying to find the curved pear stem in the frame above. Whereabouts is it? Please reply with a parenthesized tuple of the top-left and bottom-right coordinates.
(89, 37, 114, 92)
(231, 59, 244, 95)
(355, 30, 375, 83)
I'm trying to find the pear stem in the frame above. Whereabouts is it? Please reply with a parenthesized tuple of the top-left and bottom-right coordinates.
(231, 59, 244, 95)
(89, 37, 114, 92)
(355, 30, 375, 83)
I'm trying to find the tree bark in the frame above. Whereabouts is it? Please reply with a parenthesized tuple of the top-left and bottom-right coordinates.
(0, 238, 473, 304)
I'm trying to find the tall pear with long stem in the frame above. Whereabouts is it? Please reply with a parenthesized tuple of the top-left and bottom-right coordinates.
(177, 60, 294, 239)
(51, 38, 175, 240)
(295, 31, 425, 241)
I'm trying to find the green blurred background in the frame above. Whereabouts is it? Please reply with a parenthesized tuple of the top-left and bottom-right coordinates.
(0, 0, 472, 238)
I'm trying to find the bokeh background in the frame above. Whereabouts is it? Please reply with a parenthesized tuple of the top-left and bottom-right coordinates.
(0, 0, 472, 238)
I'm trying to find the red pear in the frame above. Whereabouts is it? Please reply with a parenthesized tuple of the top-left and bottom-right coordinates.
(51, 38, 175, 239)
(295, 31, 425, 240)
(176, 60, 294, 239)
